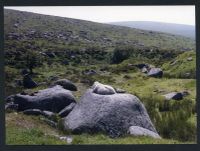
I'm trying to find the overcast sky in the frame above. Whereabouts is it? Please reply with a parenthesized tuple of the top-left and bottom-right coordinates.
(4, 6, 195, 25)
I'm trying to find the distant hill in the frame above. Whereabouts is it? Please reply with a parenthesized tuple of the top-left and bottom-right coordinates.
(108, 21, 195, 39)
(4, 9, 195, 53)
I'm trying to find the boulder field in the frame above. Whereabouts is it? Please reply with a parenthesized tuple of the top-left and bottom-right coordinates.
(5, 81, 161, 139)
(62, 82, 160, 138)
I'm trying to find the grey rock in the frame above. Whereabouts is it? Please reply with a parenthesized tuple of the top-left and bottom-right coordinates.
(58, 102, 76, 118)
(147, 68, 163, 78)
(82, 69, 97, 75)
(63, 82, 158, 138)
(8, 85, 76, 112)
(92, 81, 116, 95)
(141, 67, 148, 73)
(59, 136, 73, 144)
(187, 57, 193, 61)
(128, 126, 161, 139)
(134, 64, 148, 69)
(163, 92, 183, 100)
(115, 88, 126, 93)
(23, 74, 38, 89)
(53, 79, 77, 91)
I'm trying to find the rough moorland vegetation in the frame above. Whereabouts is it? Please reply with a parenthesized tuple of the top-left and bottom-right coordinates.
(4, 9, 196, 144)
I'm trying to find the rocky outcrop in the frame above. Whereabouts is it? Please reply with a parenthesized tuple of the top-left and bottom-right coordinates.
(6, 85, 76, 112)
(63, 82, 159, 138)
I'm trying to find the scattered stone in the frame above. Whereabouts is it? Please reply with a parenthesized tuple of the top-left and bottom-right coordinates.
(163, 92, 184, 100)
(53, 79, 77, 91)
(147, 68, 163, 78)
(185, 72, 191, 78)
(59, 136, 73, 144)
(63, 82, 159, 138)
(187, 57, 193, 61)
(134, 64, 148, 69)
(128, 126, 161, 139)
(82, 69, 97, 75)
(23, 74, 38, 89)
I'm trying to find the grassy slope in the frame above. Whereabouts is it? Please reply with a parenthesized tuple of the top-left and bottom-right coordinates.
(4, 9, 195, 51)
(162, 51, 196, 78)
(6, 113, 194, 145)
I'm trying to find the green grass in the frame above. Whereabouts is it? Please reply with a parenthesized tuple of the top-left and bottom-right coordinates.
(162, 51, 196, 78)
(4, 9, 197, 145)
(6, 112, 195, 145)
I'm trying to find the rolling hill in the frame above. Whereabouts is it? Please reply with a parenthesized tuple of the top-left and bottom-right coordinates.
(108, 21, 195, 39)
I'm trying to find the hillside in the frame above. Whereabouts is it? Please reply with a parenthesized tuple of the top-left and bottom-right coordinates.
(109, 21, 195, 39)
(4, 9, 195, 52)
(4, 9, 196, 144)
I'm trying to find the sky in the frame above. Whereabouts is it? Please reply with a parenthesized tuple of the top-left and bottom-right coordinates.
(4, 6, 195, 25)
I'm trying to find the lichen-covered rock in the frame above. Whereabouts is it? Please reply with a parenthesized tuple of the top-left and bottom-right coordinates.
(63, 82, 159, 138)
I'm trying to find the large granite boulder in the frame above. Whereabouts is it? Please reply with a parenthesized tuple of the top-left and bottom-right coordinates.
(63, 82, 159, 138)
(53, 79, 77, 91)
(6, 85, 76, 112)
(147, 68, 163, 78)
